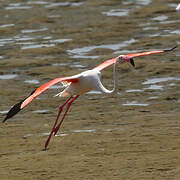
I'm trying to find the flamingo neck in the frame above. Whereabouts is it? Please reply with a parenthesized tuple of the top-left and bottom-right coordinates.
(98, 59, 118, 94)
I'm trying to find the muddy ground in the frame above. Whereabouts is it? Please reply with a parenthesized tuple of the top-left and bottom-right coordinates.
(0, 0, 180, 179)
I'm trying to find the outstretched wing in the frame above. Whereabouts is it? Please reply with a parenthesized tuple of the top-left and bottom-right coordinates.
(3, 76, 79, 122)
(93, 57, 117, 71)
(93, 46, 177, 71)
(126, 46, 177, 58)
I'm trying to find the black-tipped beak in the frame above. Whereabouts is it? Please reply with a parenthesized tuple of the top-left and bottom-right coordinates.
(130, 58, 135, 67)
(164, 45, 177, 52)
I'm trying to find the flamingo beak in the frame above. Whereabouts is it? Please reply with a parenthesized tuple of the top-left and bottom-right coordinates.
(130, 58, 135, 67)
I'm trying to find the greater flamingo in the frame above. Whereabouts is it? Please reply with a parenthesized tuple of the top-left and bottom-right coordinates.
(3, 46, 176, 149)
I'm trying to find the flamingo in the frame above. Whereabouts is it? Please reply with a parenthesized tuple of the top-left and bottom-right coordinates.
(3, 46, 176, 149)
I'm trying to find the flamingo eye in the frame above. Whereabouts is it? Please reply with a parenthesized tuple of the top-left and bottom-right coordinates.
(117, 55, 125, 63)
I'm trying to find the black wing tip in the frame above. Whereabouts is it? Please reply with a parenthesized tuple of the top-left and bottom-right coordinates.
(164, 45, 177, 52)
(2, 100, 23, 123)
(2, 117, 7, 123)
(2, 89, 36, 123)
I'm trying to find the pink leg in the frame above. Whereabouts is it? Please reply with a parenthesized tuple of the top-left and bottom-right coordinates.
(44, 96, 73, 150)
(53, 95, 79, 136)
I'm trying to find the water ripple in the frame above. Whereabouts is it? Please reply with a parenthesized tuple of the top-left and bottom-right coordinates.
(67, 39, 136, 59)
(142, 77, 180, 85)
(0, 74, 18, 80)
(102, 9, 129, 17)
(5, 3, 32, 10)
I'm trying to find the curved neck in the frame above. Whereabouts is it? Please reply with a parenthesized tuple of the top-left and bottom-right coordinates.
(98, 59, 118, 94)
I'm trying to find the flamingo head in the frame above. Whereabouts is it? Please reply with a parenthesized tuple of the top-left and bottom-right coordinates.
(117, 55, 135, 67)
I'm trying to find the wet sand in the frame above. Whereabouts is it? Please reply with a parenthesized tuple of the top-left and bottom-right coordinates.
(0, 0, 180, 179)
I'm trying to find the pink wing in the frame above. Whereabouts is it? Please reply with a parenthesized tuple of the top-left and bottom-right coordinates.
(3, 76, 79, 122)
(126, 50, 164, 58)
(93, 57, 117, 71)
(93, 46, 177, 71)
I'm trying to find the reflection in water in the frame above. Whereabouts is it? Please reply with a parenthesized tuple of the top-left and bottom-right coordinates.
(21, 43, 55, 50)
(23, 129, 97, 138)
(14, 36, 35, 41)
(67, 39, 136, 59)
(0, 74, 18, 80)
(144, 85, 163, 90)
(87, 91, 102, 95)
(0, 32, 72, 52)
(102, 9, 129, 17)
(21, 28, 48, 33)
(0, 38, 14, 46)
(45, 2, 84, 8)
(70, 55, 99, 59)
(5, 3, 32, 10)
(126, 89, 144, 93)
(32, 110, 49, 114)
(71, 129, 96, 133)
(49, 39, 72, 43)
(143, 27, 159, 31)
(122, 0, 152, 6)
(151, 15, 168, 21)
(70, 63, 86, 69)
(16, 42, 35, 46)
(148, 96, 159, 100)
(71, 2, 84, 7)
(23, 132, 68, 138)
(45, 2, 71, 8)
(122, 101, 149, 106)
(24, 79, 40, 84)
(169, 30, 180, 35)
(143, 77, 180, 85)
(0, 110, 9, 114)
(52, 63, 68, 67)
(106, 0, 152, 17)
(160, 19, 180, 25)
(0, 24, 15, 28)
(27, 1, 48, 5)
(134, 0, 152, 6)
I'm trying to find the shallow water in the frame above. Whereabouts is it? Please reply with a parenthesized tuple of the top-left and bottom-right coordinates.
(24, 79, 40, 84)
(21, 43, 55, 50)
(71, 129, 96, 133)
(32, 110, 49, 114)
(67, 39, 136, 59)
(122, 101, 149, 106)
(0, 74, 18, 80)
(126, 89, 144, 93)
(144, 85, 163, 90)
(102, 9, 129, 17)
(142, 77, 180, 85)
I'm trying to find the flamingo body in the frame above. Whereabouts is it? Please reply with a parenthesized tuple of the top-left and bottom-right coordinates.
(3, 46, 176, 149)
(59, 69, 102, 97)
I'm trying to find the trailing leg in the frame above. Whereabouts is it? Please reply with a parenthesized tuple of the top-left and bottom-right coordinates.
(44, 96, 73, 150)
(53, 95, 79, 136)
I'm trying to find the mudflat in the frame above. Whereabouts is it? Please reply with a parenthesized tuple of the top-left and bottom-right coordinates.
(0, 0, 180, 179)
